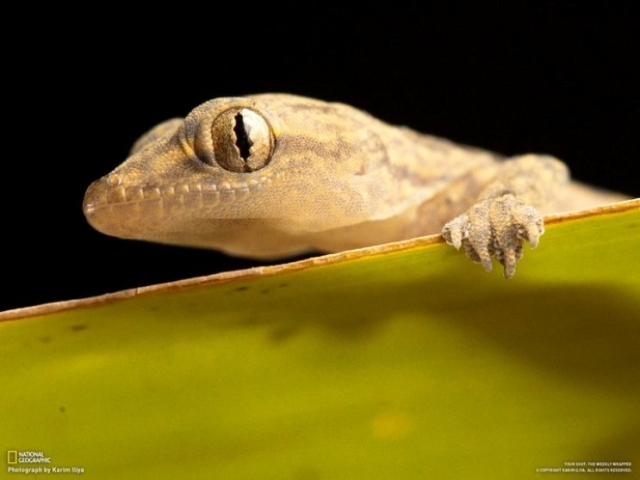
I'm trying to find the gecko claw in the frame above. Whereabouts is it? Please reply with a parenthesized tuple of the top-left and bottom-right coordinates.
(442, 193, 544, 278)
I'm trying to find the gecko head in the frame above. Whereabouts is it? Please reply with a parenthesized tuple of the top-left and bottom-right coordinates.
(83, 94, 393, 258)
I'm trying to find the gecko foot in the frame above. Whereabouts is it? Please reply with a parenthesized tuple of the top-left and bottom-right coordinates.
(442, 193, 544, 278)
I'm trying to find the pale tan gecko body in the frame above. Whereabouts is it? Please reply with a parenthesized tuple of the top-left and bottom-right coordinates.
(83, 94, 628, 277)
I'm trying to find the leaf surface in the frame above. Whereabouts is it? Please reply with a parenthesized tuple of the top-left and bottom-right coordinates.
(2, 200, 639, 479)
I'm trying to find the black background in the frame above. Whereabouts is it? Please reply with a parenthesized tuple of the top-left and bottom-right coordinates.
(3, 3, 637, 311)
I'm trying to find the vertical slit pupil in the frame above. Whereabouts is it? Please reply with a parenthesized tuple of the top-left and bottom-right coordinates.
(233, 113, 253, 161)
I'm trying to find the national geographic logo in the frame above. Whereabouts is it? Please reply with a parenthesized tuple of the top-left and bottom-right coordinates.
(7, 451, 51, 464)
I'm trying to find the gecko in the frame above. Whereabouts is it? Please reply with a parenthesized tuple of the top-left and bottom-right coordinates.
(83, 94, 629, 278)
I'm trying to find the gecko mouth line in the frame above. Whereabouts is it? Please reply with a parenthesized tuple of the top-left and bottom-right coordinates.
(83, 176, 275, 212)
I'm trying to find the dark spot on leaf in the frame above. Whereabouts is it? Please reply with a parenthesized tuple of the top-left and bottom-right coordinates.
(269, 325, 298, 343)
(71, 324, 87, 332)
(40, 336, 52, 343)
(59, 406, 66, 413)
(234, 286, 250, 292)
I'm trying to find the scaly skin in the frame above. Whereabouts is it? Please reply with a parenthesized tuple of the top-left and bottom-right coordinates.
(83, 94, 629, 277)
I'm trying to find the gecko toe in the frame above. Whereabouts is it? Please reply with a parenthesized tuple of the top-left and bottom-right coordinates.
(442, 215, 467, 249)
(514, 204, 544, 248)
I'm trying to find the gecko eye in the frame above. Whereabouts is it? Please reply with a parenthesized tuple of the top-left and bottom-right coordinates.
(209, 108, 274, 172)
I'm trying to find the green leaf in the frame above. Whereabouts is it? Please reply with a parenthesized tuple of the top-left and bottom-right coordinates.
(2, 200, 639, 479)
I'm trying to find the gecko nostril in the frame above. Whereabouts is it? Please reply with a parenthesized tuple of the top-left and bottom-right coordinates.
(107, 174, 122, 187)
